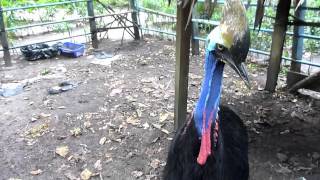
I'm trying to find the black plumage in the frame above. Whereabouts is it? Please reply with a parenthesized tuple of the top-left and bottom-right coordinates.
(163, 106, 249, 180)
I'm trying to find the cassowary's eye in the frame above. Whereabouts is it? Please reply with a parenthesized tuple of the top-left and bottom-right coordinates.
(217, 44, 225, 51)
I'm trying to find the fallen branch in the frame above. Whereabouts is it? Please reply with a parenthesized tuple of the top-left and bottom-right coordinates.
(298, 89, 320, 100)
(289, 70, 320, 93)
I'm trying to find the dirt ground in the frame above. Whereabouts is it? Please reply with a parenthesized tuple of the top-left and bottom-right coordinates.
(0, 37, 320, 180)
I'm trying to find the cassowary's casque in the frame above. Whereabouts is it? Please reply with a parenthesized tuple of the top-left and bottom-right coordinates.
(163, 0, 250, 179)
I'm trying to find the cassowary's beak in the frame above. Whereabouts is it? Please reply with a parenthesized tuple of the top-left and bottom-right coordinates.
(219, 50, 250, 88)
(225, 58, 250, 88)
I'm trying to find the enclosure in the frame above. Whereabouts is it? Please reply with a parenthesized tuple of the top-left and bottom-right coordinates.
(0, 0, 320, 179)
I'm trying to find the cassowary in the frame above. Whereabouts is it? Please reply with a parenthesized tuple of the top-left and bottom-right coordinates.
(163, 0, 250, 179)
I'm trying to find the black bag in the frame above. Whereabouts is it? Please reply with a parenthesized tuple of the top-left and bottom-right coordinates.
(20, 43, 61, 61)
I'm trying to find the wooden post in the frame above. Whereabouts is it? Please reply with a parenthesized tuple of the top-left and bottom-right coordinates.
(174, 1, 193, 130)
(0, 6, 11, 66)
(265, 0, 291, 92)
(290, 0, 306, 72)
(191, 6, 199, 55)
(129, 0, 140, 40)
(87, 0, 98, 48)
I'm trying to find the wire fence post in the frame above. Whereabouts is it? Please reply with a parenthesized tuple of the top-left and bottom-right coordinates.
(0, 6, 11, 66)
(87, 0, 98, 48)
(291, 0, 306, 72)
(129, 0, 140, 40)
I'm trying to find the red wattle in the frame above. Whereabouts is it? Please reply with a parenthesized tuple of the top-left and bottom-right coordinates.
(197, 121, 212, 165)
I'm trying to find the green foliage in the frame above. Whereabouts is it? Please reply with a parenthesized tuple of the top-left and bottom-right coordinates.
(2, 0, 320, 56)
(1, 0, 129, 34)
(139, 0, 175, 14)
(140, 0, 320, 57)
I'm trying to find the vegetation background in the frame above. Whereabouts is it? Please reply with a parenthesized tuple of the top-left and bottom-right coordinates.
(1, 0, 319, 57)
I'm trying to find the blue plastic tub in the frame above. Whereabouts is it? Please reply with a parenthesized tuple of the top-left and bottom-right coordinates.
(59, 42, 85, 58)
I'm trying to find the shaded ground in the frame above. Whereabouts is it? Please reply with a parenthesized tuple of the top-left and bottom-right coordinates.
(0, 38, 320, 180)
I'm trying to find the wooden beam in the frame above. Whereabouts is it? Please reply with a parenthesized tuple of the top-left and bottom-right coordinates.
(0, 6, 11, 66)
(289, 70, 320, 93)
(287, 70, 307, 88)
(87, 0, 98, 48)
(265, 0, 291, 92)
(174, 1, 193, 130)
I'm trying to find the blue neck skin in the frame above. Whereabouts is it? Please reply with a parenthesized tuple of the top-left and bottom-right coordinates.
(194, 44, 225, 136)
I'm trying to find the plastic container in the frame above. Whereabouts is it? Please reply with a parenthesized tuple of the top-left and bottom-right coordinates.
(0, 83, 24, 97)
(59, 42, 85, 58)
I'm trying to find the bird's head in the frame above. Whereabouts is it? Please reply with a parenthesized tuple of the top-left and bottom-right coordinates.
(194, 0, 250, 166)
(206, 0, 250, 87)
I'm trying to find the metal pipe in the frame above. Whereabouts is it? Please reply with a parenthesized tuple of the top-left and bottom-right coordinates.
(192, 18, 219, 25)
(2, 0, 88, 12)
(6, 17, 88, 31)
(191, 35, 320, 67)
(5, 12, 133, 31)
(137, 6, 176, 18)
(197, 0, 320, 11)
(140, 27, 176, 36)
(138, 8, 320, 41)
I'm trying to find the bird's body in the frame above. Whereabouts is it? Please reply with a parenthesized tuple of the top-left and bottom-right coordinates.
(163, 0, 250, 179)
(163, 106, 248, 180)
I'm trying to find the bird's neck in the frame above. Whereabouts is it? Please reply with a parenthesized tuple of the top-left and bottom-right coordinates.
(193, 50, 224, 165)
(194, 51, 224, 136)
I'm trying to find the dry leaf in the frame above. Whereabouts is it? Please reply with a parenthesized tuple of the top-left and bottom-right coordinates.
(150, 159, 160, 169)
(142, 88, 153, 93)
(152, 123, 170, 135)
(126, 116, 140, 125)
(94, 160, 102, 171)
(159, 113, 169, 122)
(39, 113, 51, 118)
(64, 171, 79, 180)
(56, 145, 69, 158)
(110, 88, 122, 97)
(26, 123, 49, 138)
(189, 73, 202, 79)
(141, 77, 155, 83)
(70, 127, 82, 136)
(136, 109, 142, 117)
(99, 137, 107, 145)
(131, 170, 143, 178)
(142, 122, 150, 129)
(149, 112, 157, 117)
(84, 121, 92, 128)
(30, 169, 43, 175)
(161, 128, 170, 134)
(80, 169, 92, 180)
